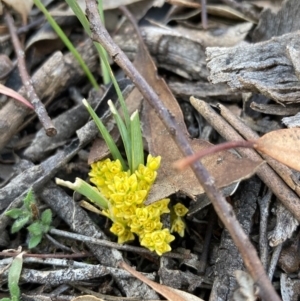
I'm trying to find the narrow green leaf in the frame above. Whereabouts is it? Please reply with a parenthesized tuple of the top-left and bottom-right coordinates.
(96, 0, 110, 84)
(64, 0, 129, 124)
(8, 253, 23, 301)
(82, 98, 127, 169)
(130, 110, 144, 172)
(28, 234, 43, 249)
(41, 209, 52, 226)
(64, 0, 110, 84)
(23, 189, 35, 210)
(0, 297, 11, 301)
(56, 177, 109, 209)
(33, 0, 99, 90)
(27, 222, 43, 236)
(5, 209, 23, 219)
(108, 100, 132, 170)
(11, 215, 30, 233)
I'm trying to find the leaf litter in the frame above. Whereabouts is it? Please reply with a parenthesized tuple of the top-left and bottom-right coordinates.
(133, 32, 261, 204)
(2, 0, 300, 300)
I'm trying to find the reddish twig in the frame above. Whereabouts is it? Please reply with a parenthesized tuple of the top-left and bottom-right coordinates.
(85, 1, 281, 301)
(174, 140, 255, 170)
(5, 10, 57, 137)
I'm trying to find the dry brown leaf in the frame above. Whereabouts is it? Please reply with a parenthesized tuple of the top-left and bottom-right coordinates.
(120, 261, 197, 301)
(254, 128, 300, 172)
(2, 0, 33, 24)
(133, 37, 262, 204)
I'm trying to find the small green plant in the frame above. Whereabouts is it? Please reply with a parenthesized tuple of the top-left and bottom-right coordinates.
(0, 253, 23, 301)
(5, 189, 53, 249)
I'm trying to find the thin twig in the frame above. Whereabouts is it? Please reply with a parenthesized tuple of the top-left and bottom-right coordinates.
(50, 228, 190, 259)
(192, 97, 300, 222)
(85, 2, 280, 300)
(258, 189, 272, 270)
(5, 10, 57, 137)
(268, 244, 283, 280)
(0, 251, 91, 258)
(201, 0, 207, 29)
(174, 140, 255, 170)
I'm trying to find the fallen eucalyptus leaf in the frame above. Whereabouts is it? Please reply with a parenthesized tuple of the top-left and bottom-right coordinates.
(132, 32, 261, 204)
(254, 128, 300, 172)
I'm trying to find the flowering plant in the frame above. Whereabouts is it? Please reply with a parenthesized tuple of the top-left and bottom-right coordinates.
(56, 97, 188, 255)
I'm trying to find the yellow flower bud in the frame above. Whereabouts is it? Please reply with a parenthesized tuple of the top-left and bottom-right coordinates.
(136, 165, 157, 184)
(151, 229, 174, 246)
(117, 229, 135, 244)
(127, 174, 138, 192)
(134, 190, 147, 205)
(140, 233, 155, 251)
(107, 159, 122, 174)
(150, 198, 170, 215)
(135, 207, 149, 222)
(146, 155, 161, 171)
(143, 219, 162, 233)
(173, 203, 188, 217)
(171, 217, 186, 237)
(154, 242, 171, 256)
(110, 193, 125, 208)
(110, 222, 125, 236)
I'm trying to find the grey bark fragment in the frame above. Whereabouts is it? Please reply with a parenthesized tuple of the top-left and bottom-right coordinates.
(207, 32, 300, 104)
(114, 26, 208, 80)
(268, 201, 299, 247)
(253, 0, 300, 42)
(210, 177, 260, 301)
(282, 112, 300, 127)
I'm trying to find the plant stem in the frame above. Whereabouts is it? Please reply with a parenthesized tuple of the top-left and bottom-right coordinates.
(174, 140, 255, 170)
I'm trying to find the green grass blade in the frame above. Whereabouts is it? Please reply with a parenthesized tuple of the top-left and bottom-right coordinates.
(8, 253, 23, 301)
(130, 110, 144, 172)
(96, 0, 110, 84)
(64, 0, 110, 84)
(108, 100, 132, 171)
(56, 177, 109, 209)
(82, 98, 127, 169)
(33, 0, 99, 90)
(96, 46, 131, 130)
(63, 0, 130, 127)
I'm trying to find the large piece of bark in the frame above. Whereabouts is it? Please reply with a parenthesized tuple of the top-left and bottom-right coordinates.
(206, 31, 300, 104)
(210, 177, 261, 301)
(114, 26, 208, 80)
(253, 0, 300, 42)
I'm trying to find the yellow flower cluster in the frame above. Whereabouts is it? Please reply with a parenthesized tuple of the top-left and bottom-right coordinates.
(89, 154, 175, 255)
